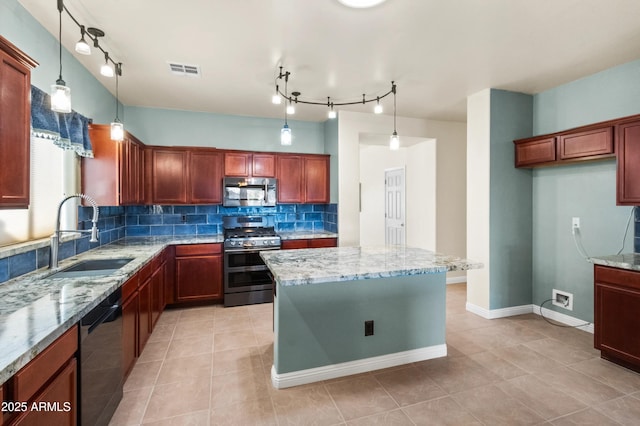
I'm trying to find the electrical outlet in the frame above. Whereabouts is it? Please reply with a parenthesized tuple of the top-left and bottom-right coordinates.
(572, 217, 580, 233)
(364, 320, 374, 336)
(552, 289, 573, 311)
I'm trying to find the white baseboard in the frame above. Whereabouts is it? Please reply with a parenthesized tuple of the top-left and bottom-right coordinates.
(446, 276, 467, 285)
(466, 302, 533, 319)
(465, 302, 594, 333)
(271, 344, 447, 389)
(534, 304, 594, 334)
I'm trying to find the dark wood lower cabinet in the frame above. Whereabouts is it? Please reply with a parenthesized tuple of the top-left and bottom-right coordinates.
(137, 273, 152, 355)
(281, 238, 337, 250)
(594, 265, 640, 373)
(122, 291, 139, 379)
(174, 244, 223, 303)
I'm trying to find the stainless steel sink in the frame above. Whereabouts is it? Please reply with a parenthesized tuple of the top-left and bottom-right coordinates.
(48, 258, 134, 279)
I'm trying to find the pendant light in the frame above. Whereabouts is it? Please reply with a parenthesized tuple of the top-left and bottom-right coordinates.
(51, 0, 71, 113)
(389, 82, 399, 150)
(100, 52, 114, 77)
(272, 85, 282, 104)
(74, 25, 91, 55)
(327, 98, 336, 119)
(374, 97, 383, 114)
(110, 63, 124, 141)
(281, 76, 292, 145)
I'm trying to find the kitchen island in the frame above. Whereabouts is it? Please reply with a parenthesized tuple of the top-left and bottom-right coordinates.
(261, 246, 482, 389)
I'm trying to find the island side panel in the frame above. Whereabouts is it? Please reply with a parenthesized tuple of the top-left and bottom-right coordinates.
(273, 273, 446, 375)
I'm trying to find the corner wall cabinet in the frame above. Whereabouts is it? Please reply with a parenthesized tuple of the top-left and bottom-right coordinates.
(615, 119, 640, 205)
(594, 265, 640, 373)
(82, 125, 145, 206)
(0, 36, 38, 209)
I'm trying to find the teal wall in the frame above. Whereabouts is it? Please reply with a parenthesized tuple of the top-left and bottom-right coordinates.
(531, 60, 639, 322)
(123, 106, 325, 153)
(489, 90, 534, 309)
(274, 274, 446, 374)
(1, 0, 118, 124)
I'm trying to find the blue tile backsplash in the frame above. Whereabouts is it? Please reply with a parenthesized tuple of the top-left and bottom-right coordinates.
(0, 203, 338, 284)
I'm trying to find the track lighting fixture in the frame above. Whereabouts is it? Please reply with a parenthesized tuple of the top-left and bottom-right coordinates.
(74, 25, 91, 55)
(273, 67, 397, 146)
(272, 85, 282, 104)
(111, 63, 124, 141)
(51, 0, 71, 113)
(100, 52, 114, 77)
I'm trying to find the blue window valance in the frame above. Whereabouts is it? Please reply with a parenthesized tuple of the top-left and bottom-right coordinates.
(30, 85, 93, 158)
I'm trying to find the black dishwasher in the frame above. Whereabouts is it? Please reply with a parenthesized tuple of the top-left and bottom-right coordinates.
(78, 288, 123, 426)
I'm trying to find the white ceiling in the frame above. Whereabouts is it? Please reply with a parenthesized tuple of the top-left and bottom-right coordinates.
(18, 0, 640, 123)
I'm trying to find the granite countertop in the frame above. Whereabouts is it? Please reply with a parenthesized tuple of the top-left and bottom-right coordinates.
(277, 231, 338, 240)
(261, 245, 482, 286)
(591, 253, 640, 272)
(0, 235, 224, 385)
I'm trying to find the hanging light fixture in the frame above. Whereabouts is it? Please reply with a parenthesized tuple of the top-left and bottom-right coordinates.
(74, 25, 91, 55)
(110, 63, 124, 141)
(327, 98, 337, 119)
(100, 52, 114, 77)
(281, 72, 292, 145)
(389, 82, 399, 150)
(272, 85, 282, 104)
(273, 68, 396, 144)
(51, 0, 71, 113)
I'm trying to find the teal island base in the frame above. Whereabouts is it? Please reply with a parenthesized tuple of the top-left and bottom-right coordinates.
(272, 272, 447, 389)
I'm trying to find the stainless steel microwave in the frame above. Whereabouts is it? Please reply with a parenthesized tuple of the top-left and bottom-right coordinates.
(223, 177, 277, 207)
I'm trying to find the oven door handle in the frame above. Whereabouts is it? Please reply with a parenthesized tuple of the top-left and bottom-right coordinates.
(224, 246, 281, 253)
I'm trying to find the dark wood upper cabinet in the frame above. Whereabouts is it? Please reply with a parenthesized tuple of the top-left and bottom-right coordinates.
(0, 36, 38, 209)
(189, 149, 223, 204)
(514, 137, 556, 167)
(224, 151, 276, 178)
(304, 156, 330, 203)
(616, 119, 640, 205)
(82, 125, 145, 206)
(151, 148, 188, 204)
(558, 126, 613, 160)
(276, 155, 304, 203)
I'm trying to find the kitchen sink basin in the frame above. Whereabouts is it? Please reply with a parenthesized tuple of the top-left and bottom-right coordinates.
(48, 258, 134, 279)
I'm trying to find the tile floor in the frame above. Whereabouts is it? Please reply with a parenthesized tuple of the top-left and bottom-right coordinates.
(109, 284, 640, 425)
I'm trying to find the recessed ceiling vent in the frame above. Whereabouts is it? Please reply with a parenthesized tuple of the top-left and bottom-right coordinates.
(168, 62, 201, 77)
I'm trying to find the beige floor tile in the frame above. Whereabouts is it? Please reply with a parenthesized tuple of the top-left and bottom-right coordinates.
(165, 334, 214, 359)
(460, 323, 545, 351)
(156, 353, 213, 385)
(346, 409, 413, 425)
(374, 365, 446, 406)
(415, 355, 499, 394)
(123, 360, 162, 391)
(178, 306, 217, 323)
(491, 343, 564, 374)
(250, 312, 274, 331)
(497, 374, 587, 420)
(147, 324, 175, 343)
(550, 408, 621, 425)
(271, 384, 343, 425)
(446, 312, 497, 333)
(210, 369, 269, 408)
(172, 319, 215, 340)
(253, 327, 274, 346)
(445, 331, 487, 356)
(569, 357, 640, 394)
(155, 309, 181, 326)
(537, 366, 624, 406)
(595, 395, 640, 425)
(325, 375, 398, 421)
(523, 337, 597, 365)
(211, 397, 277, 425)
(212, 346, 264, 376)
(142, 410, 210, 426)
(213, 328, 257, 352)
(109, 386, 153, 426)
(453, 384, 545, 425)
(214, 314, 253, 332)
(468, 350, 528, 380)
(137, 340, 171, 364)
(401, 396, 482, 425)
(142, 376, 211, 423)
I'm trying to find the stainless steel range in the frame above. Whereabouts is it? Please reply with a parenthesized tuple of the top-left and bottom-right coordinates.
(223, 215, 281, 307)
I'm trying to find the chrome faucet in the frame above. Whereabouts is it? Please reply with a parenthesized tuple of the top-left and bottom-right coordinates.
(50, 193, 99, 269)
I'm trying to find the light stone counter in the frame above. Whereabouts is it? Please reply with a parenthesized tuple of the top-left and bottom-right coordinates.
(261, 245, 482, 286)
(0, 235, 223, 385)
(277, 231, 338, 240)
(591, 253, 640, 272)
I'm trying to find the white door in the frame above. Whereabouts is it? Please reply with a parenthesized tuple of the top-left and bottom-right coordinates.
(385, 167, 405, 245)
